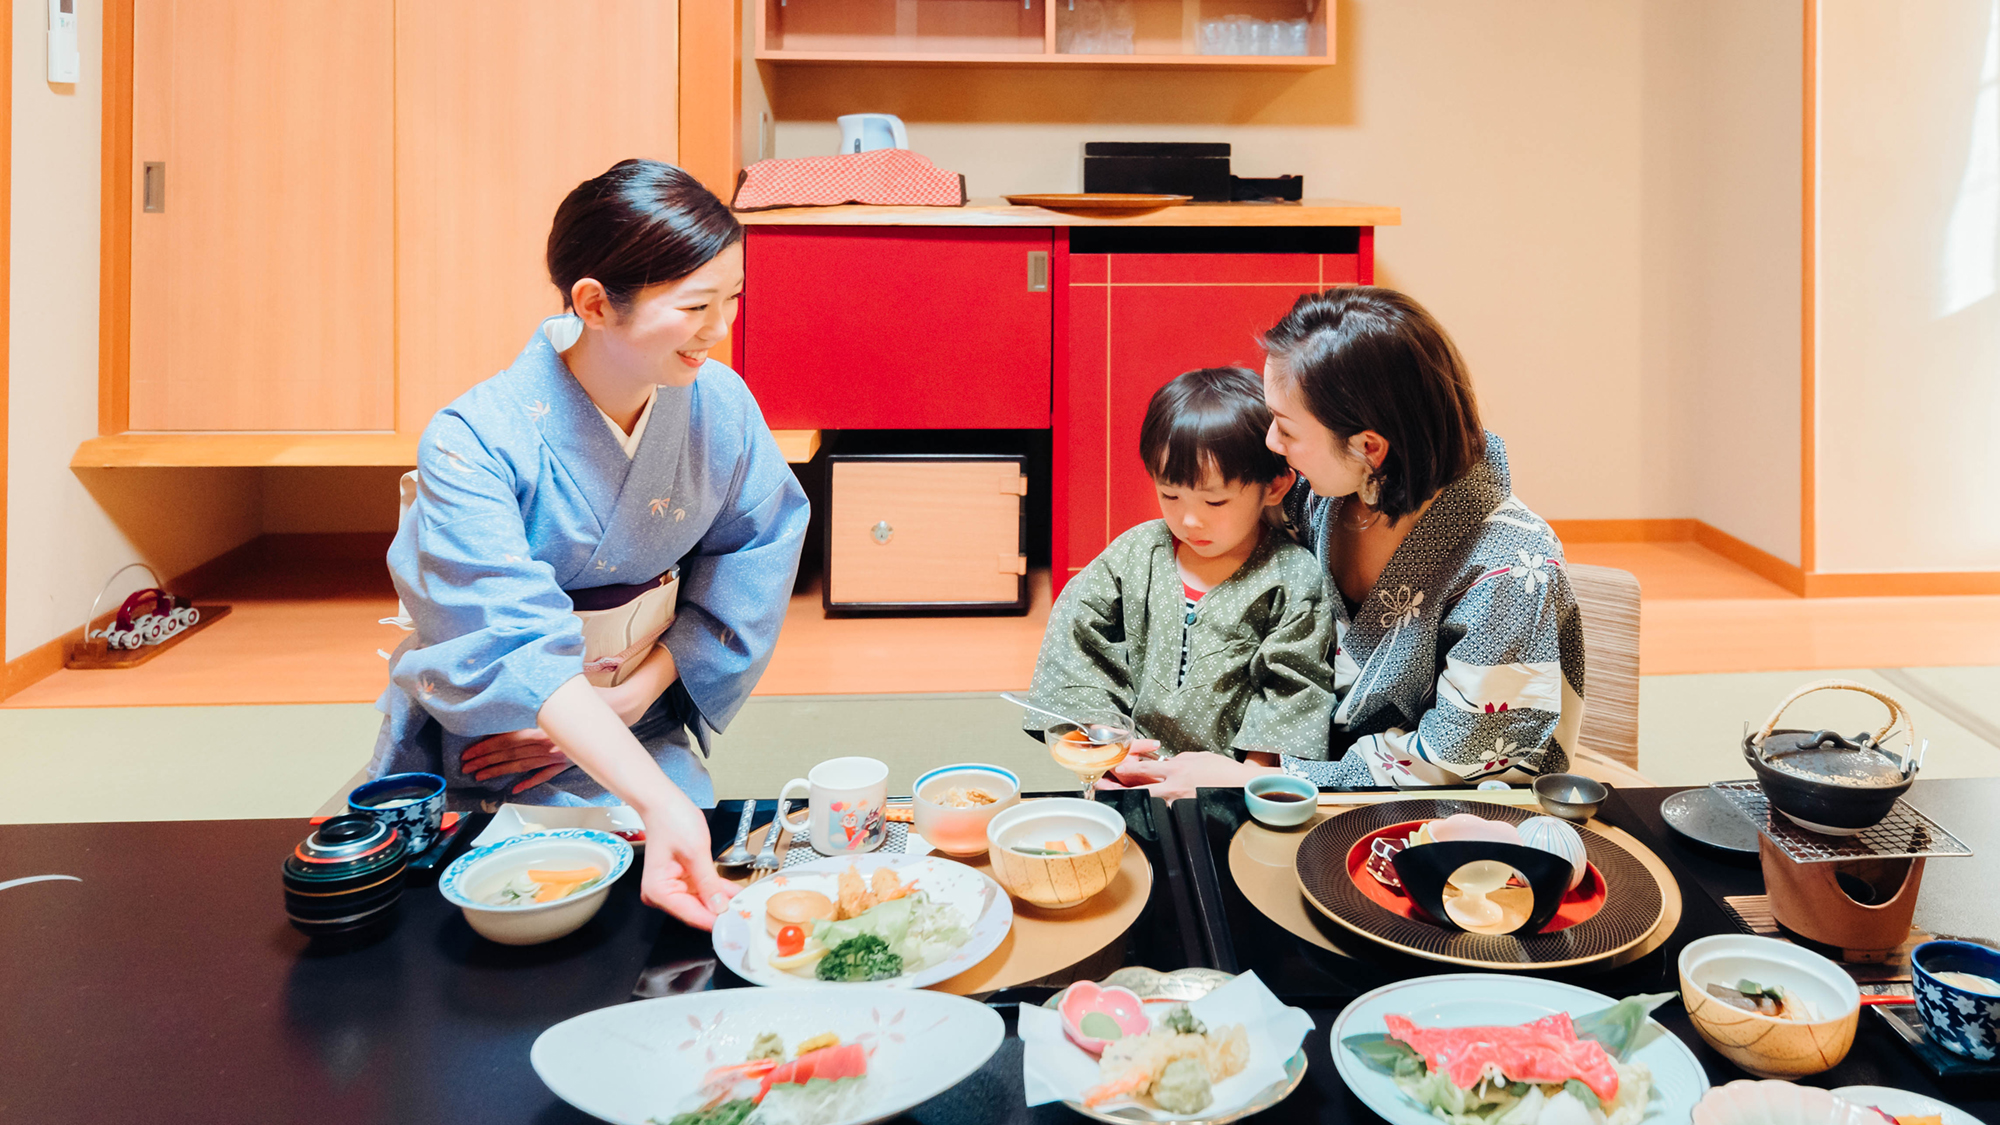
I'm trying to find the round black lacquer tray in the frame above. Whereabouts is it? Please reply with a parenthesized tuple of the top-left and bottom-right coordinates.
(1293, 799, 1667, 970)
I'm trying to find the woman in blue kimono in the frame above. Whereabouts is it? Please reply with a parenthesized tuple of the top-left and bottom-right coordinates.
(1100, 287, 1585, 799)
(370, 161, 810, 929)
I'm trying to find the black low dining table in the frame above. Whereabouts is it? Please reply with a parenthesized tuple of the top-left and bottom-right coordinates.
(3, 782, 1995, 1124)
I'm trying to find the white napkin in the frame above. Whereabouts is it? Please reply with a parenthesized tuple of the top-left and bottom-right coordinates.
(1020, 972, 1314, 1119)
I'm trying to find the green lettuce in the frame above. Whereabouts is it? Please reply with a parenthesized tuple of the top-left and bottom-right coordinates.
(812, 895, 914, 949)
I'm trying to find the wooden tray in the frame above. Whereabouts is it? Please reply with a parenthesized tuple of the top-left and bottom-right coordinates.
(65, 605, 232, 670)
(735, 821, 1153, 995)
(1003, 193, 1191, 214)
(1227, 802, 1682, 972)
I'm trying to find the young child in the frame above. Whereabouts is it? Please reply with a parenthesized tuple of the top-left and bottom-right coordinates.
(1025, 367, 1335, 760)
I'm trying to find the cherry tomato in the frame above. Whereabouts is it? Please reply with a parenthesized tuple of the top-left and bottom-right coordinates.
(776, 924, 805, 957)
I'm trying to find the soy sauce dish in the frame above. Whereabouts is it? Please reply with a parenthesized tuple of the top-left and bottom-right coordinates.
(1245, 775, 1318, 827)
(439, 829, 633, 946)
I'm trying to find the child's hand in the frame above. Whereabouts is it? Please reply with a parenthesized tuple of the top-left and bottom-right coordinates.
(1097, 744, 1274, 803)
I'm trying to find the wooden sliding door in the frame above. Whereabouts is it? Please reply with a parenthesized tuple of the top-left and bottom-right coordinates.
(394, 0, 680, 433)
(128, 0, 396, 430)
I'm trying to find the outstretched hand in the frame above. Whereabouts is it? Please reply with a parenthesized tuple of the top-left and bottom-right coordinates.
(1094, 740, 1277, 803)
(638, 792, 739, 931)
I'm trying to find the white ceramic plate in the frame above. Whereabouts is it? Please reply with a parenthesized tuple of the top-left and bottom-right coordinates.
(1832, 1085, 1982, 1125)
(532, 986, 1005, 1125)
(471, 803, 645, 850)
(1330, 974, 1709, 1125)
(712, 853, 1011, 989)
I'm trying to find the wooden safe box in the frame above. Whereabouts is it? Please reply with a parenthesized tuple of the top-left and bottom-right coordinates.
(824, 455, 1030, 614)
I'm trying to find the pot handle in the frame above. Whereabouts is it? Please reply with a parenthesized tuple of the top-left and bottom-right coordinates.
(1753, 678, 1916, 764)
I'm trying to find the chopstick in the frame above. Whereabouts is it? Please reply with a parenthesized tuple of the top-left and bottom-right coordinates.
(1860, 994, 1915, 1007)
(1318, 789, 1543, 807)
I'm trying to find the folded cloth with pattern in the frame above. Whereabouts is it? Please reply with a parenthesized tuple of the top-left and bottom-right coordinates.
(731, 148, 968, 210)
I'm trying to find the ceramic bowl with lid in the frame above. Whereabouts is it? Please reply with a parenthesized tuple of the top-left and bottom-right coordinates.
(282, 813, 408, 938)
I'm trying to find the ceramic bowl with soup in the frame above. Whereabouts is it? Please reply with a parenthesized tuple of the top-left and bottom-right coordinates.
(1911, 939, 2000, 1060)
(985, 798, 1127, 910)
(1678, 933, 1861, 1078)
(912, 763, 1021, 857)
(439, 829, 632, 945)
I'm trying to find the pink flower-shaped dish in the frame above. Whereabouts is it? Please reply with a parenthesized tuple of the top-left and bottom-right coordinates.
(1057, 980, 1150, 1055)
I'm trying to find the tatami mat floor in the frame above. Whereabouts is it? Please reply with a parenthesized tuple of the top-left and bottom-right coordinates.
(4, 541, 1997, 822)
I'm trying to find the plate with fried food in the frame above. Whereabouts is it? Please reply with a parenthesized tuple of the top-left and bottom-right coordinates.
(712, 853, 1012, 989)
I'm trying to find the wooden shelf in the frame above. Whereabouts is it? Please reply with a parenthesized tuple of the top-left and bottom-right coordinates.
(754, 50, 1327, 68)
(738, 199, 1402, 228)
(73, 429, 828, 468)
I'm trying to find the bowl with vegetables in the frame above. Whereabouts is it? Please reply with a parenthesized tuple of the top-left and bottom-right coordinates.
(439, 828, 632, 946)
(985, 798, 1128, 910)
(1678, 934, 1860, 1078)
(712, 852, 1012, 989)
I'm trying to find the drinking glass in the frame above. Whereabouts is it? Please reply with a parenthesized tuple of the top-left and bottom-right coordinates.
(1047, 721, 1133, 800)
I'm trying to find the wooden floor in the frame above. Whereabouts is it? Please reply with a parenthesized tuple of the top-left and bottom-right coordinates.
(6, 541, 1997, 708)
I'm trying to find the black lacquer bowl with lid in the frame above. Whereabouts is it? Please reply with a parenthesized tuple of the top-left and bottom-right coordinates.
(282, 813, 408, 938)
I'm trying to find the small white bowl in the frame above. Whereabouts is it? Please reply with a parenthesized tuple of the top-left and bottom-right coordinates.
(1679, 934, 1861, 1078)
(439, 828, 633, 946)
(912, 763, 1021, 857)
(1693, 1079, 1881, 1125)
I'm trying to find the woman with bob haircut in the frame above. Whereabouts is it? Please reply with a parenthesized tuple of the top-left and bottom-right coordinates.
(1099, 286, 1583, 797)
(370, 160, 809, 930)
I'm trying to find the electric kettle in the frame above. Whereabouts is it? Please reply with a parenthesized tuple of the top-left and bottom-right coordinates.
(837, 114, 908, 154)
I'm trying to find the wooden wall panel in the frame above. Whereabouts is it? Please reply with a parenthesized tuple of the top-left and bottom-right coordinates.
(395, 0, 680, 435)
(128, 0, 396, 430)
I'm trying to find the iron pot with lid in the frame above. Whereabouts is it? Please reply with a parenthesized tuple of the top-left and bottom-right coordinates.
(1743, 679, 1920, 836)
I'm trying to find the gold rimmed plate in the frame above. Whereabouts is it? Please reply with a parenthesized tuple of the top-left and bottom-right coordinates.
(1004, 193, 1192, 214)
(1293, 799, 1668, 971)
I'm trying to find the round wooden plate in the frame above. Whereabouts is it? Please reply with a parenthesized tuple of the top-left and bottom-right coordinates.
(734, 822, 1153, 995)
(1282, 799, 1673, 970)
(1004, 192, 1192, 213)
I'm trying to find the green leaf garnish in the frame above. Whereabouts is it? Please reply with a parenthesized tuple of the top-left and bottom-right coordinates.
(1342, 1033, 1425, 1077)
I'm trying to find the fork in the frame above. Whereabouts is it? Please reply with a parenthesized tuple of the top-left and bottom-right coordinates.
(748, 798, 790, 882)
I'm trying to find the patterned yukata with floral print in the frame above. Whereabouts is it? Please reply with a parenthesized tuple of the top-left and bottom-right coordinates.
(369, 318, 810, 809)
(1025, 521, 1337, 759)
(1278, 432, 1585, 788)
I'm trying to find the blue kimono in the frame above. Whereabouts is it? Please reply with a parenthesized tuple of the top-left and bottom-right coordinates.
(368, 318, 810, 808)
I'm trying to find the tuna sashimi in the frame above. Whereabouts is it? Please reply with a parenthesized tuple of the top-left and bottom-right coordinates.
(758, 1043, 870, 1099)
(1383, 1012, 1621, 1103)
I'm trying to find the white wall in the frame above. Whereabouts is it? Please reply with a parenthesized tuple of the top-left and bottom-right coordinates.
(1817, 0, 2000, 573)
(1639, 0, 1803, 564)
(766, 1, 1660, 521)
(7, 0, 261, 660)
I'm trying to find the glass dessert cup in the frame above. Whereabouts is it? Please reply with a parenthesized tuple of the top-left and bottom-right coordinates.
(1047, 721, 1134, 800)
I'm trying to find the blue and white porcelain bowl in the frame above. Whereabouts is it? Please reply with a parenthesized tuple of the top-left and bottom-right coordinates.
(348, 772, 447, 855)
(1911, 940, 2000, 1060)
(440, 828, 633, 946)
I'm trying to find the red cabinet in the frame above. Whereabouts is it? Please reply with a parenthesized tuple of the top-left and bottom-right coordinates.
(738, 228, 1053, 429)
(1055, 251, 1358, 591)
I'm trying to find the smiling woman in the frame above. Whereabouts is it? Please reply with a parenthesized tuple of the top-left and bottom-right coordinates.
(368, 160, 811, 932)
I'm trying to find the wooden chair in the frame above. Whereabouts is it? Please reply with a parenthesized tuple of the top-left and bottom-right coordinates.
(1566, 563, 1652, 785)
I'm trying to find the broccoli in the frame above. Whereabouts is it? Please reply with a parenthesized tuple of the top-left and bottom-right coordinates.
(814, 934, 904, 982)
(1162, 1005, 1207, 1036)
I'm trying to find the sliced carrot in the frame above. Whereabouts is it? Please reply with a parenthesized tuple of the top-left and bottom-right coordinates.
(527, 867, 602, 883)
(534, 880, 587, 903)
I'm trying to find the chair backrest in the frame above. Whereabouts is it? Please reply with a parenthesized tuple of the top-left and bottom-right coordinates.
(1566, 563, 1641, 769)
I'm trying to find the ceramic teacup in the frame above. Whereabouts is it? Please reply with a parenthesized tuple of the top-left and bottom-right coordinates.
(778, 757, 890, 856)
(1245, 774, 1318, 827)
(348, 772, 448, 855)
(1911, 939, 2000, 1060)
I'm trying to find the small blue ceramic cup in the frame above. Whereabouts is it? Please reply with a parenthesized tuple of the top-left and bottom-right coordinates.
(1911, 939, 2000, 1060)
(348, 772, 448, 856)
(1245, 774, 1318, 828)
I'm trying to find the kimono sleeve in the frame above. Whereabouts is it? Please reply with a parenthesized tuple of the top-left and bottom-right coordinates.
(1390, 558, 1584, 784)
(1024, 555, 1135, 737)
(1230, 581, 1336, 760)
(389, 415, 586, 736)
(658, 422, 810, 734)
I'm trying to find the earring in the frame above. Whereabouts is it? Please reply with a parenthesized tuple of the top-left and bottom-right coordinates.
(1358, 470, 1383, 508)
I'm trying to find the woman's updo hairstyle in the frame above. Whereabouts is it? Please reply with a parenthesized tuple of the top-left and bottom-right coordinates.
(547, 159, 743, 314)
(1261, 287, 1485, 521)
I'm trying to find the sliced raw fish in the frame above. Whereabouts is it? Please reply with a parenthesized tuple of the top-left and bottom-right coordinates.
(1383, 1012, 1620, 1103)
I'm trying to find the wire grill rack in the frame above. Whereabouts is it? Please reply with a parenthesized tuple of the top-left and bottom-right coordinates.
(1709, 780, 1973, 863)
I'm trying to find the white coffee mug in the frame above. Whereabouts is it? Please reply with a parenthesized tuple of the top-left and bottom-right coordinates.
(779, 757, 890, 856)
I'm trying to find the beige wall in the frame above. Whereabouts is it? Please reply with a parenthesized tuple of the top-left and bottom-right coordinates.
(766, 0, 1663, 521)
(1817, 0, 2000, 573)
(1639, 0, 1803, 564)
(6, 0, 270, 661)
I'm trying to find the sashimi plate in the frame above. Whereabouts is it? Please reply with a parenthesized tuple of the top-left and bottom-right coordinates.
(712, 853, 1011, 989)
(532, 987, 1004, 1125)
(1330, 974, 1708, 1125)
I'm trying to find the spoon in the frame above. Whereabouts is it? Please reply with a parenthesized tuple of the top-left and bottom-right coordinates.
(999, 692, 1130, 743)
(716, 800, 757, 867)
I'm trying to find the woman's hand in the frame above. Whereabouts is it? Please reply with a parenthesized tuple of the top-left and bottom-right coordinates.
(1095, 741, 1278, 803)
(462, 728, 572, 794)
(636, 787, 739, 931)
(597, 644, 680, 727)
